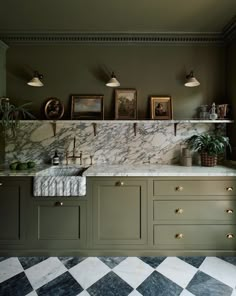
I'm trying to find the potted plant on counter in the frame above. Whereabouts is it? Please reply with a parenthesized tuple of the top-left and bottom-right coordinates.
(185, 133, 231, 166)
(0, 98, 35, 138)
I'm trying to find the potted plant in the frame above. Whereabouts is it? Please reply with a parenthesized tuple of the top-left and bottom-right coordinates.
(185, 133, 231, 166)
(0, 98, 35, 137)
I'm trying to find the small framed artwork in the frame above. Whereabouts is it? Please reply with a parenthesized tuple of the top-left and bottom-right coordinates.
(150, 96, 172, 120)
(71, 95, 104, 120)
(115, 89, 137, 119)
(44, 97, 64, 120)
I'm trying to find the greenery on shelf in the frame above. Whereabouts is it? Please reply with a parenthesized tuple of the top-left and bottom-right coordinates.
(0, 98, 35, 137)
(185, 133, 231, 156)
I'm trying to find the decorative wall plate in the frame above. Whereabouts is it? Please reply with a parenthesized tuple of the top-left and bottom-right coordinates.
(44, 98, 64, 120)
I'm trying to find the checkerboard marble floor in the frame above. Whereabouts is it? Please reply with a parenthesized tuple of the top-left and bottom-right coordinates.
(0, 256, 236, 296)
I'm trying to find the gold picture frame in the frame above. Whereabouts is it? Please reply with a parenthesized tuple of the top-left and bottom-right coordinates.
(44, 97, 64, 120)
(71, 95, 104, 120)
(115, 89, 137, 120)
(150, 96, 172, 120)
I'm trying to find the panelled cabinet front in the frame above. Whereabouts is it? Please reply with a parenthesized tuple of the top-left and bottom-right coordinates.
(92, 178, 148, 248)
(29, 199, 87, 250)
(0, 177, 28, 246)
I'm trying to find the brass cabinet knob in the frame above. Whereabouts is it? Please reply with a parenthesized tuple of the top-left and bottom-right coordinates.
(226, 233, 234, 239)
(0, 182, 2, 186)
(55, 201, 63, 206)
(116, 181, 124, 186)
(175, 233, 184, 239)
(175, 208, 184, 214)
(226, 209, 234, 214)
(226, 187, 233, 191)
(175, 186, 183, 192)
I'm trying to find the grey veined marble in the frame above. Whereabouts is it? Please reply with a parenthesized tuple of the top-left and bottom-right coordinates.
(4, 121, 219, 165)
(33, 175, 86, 197)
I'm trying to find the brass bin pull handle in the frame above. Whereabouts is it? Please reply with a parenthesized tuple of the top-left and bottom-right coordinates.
(175, 208, 184, 214)
(175, 233, 184, 239)
(116, 181, 124, 186)
(226, 187, 233, 191)
(55, 201, 63, 206)
(226, 233, 234, 239)
(226, 209, 234, 214)
(175, 186, 184, 192)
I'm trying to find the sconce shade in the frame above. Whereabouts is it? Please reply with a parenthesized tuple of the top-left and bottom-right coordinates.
(27, 71, 44, 87)
(106, 72, 120, 87)
(184, 71, 200, 87)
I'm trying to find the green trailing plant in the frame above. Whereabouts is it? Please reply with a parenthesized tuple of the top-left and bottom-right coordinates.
(185, 133, 231, 156)
(0, 98, 35, 137)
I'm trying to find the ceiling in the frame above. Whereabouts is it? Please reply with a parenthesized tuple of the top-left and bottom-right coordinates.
(0, 0, 235, 33)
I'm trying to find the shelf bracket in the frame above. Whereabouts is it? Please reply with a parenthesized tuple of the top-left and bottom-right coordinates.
(92, 122, 97, 136)
(51, 121, 57, 137)
(133, 123, 137, 136)
(174, 122, 179, 136)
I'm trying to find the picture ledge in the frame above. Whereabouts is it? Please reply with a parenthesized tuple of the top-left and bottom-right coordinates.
(19, 119, 234, 124)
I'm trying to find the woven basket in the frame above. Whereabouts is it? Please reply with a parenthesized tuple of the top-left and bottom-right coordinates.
(201, 152, 217, 167)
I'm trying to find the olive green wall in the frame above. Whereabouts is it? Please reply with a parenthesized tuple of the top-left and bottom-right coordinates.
(227, 39, 236, 159)
(6, 44, 226, 119)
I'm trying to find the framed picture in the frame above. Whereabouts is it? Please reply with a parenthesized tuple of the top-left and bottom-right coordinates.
(71, 95, 104, 120)
(44, 97, 64, 120)
(115, 89, 137, 119)
(150, 96, 172, 120)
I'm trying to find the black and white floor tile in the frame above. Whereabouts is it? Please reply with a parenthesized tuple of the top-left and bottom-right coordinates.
(0, 256, 236, 296)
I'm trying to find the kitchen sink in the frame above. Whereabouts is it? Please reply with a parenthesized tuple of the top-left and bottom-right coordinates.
(33, 166, 88, 197)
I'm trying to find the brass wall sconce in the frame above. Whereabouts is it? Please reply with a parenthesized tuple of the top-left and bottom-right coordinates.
(27, 71, 44, 87)
(106, 72, 120, 87)
(184, 71, 200, 87)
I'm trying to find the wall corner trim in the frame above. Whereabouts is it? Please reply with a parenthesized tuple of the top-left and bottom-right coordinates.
(223, 16, 236, 42)
(0, 40, 8, 50)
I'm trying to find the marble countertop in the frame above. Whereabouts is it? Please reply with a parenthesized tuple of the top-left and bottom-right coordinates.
(0, 164, 50, 176)
(84, 164, 236, 177)
(1, 163, 236, 177)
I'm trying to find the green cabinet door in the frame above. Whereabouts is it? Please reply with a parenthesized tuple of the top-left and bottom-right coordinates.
(92, 178, 148, 247)
(0, 178, 27, 245)
(29, 199, 87, 249)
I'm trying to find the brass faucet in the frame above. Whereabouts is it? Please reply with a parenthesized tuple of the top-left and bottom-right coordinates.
(66, 137, 83, 165)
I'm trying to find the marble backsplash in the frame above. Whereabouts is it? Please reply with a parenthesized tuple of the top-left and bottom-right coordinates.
(4, 121, 219, 165)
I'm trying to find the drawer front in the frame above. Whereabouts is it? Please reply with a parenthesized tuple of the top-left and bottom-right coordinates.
(154, 225, 236, 249)
(153, 180, 235, 196)
(153, 200, 236, 222)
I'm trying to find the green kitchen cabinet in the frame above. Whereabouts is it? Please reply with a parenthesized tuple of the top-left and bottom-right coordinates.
(0, 177, 28, 245)
(91, 178, 148, 248)
(28, 198, 87, 250)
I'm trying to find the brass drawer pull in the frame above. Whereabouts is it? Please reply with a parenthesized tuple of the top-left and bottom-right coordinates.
(175, 186, 183, 192)
(175, 208, 184, 214)
(175, 233, 184, 239)
(226, 187, 233, 191)
(226, 233, 234, 239)
(116, 181, 124, 186)
(226, 209, 234, 214)
(55, 201, 63, 206)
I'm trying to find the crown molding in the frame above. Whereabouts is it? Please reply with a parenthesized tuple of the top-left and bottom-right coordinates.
(0, 32, 224, 45)
(223, 16, 236, 42)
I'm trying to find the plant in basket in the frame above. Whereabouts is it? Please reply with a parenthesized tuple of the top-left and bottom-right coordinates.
(185, 133, 231, 166)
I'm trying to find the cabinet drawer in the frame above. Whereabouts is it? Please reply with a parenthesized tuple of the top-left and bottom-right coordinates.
(153, 200, 236, 222)
(153, 180, 235, 196)
(154, 225, 236, 249)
